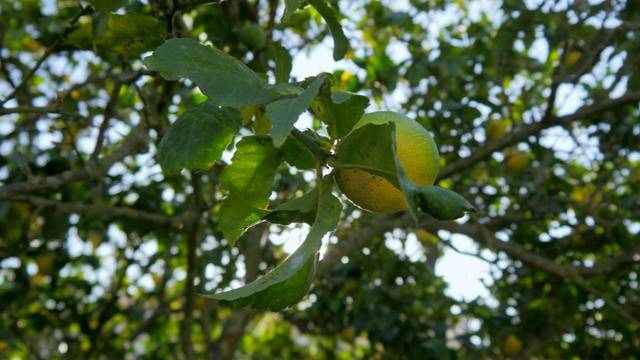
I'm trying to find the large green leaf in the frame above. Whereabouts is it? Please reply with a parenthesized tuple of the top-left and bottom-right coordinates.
(335, 123, 399, 187)
(308, 0, 349, 61)
(219, 136, 282, 209)
(157, 103, 242, 175)
(144, 38, 289, 108)
(266, 75, 326, 147)
(218, 137, 281, 243)
(311, 90, 370, 140)
(219, 194, 269, 244)
(66, 14, 165, 56)
(203, 176, 342, 311)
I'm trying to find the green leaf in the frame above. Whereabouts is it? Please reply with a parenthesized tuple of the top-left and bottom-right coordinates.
(220, 136, 281, 209)
(157, 103, 242, 175)
(266, 75, 326, 147)
(218, 136, 282, 243)
(283, 0, 306, 21)
(219, 193, 269, 244)
(263, 187, 319, 225)
(93, 0, 128, 12)
(92, 12, 109, 37)
(273, 41, 293, 83)
(281, 134, 317, 170)
(66, 14, 165, 57)
(391, 133, 476, 221)
(311, 90, 369, 139)
(336, 123, 400, 187)
(144, 38, 283, 108)
(308, 0, 349, 61)
(203, 176, 342, 311)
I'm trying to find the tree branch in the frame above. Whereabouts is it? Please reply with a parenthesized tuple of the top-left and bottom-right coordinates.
(0, 123, 149, 201)
(11, 195, 185, 227)
(438, 91, 640, 181)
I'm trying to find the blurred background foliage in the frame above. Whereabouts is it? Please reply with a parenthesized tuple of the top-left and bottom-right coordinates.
(1, 0, 639, 359)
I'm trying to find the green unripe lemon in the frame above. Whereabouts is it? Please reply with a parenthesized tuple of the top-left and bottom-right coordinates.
(237, 22, 266, 50)
(335, 111, 440, 212)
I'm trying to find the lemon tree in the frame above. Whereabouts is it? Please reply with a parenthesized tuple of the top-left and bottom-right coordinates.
(4, 0, 639, 358)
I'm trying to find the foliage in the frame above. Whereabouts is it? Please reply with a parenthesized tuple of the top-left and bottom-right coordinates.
(1, 0, 639, 359)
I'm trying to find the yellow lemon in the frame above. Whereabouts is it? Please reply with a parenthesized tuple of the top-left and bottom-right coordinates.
(335, 111, 440, 212)
(486, 119, 507, 140)
(564, 50, 583, 67)
(502, 334, 523, 356)
(506, 150, 530, 172)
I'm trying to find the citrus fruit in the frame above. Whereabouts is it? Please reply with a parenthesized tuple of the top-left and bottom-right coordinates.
(502, 334, 523, 356)
(335, 111, 440, 212)
(506, 149, 530, 172)
(237, 22, 266, 50)
(564, 49, 583, 67)
(486, 119, 507, 140)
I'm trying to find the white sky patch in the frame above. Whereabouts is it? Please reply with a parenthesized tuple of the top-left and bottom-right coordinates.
(435, 234, 496, 303)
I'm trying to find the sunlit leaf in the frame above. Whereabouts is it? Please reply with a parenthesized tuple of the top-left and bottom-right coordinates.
(203, 176, 342, 311)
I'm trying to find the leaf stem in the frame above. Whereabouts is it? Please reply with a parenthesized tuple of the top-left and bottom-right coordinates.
(290, 128, 329, 164)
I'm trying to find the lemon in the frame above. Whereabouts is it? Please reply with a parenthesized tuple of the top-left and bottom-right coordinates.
(486, 119, 507, 140)
(506, 150, 530, 172)
(564, 50, 583, 67)
(502, 334, 523, 356)
(335, 111, 440, 212)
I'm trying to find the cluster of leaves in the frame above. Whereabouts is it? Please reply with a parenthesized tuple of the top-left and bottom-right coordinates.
(1, 0, 639, 359)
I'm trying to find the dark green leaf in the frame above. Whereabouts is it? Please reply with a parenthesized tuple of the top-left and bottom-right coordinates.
(144, 38, 283, 108)
(203, 176, 342, 311)
(283, 0, 306, 21)
(273, 41, 293, 83)
(311, 91, 369, 139)
(267, 75, 326, 147)
(66, 14, 165, 56)
(414, 186, 477, 221)
(308, 0, 349, 61)
(263, 187, 319, 225)
(157, 103, 242, 175)
(92, 12, 109, 37)
(281, 134, 317, 170)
